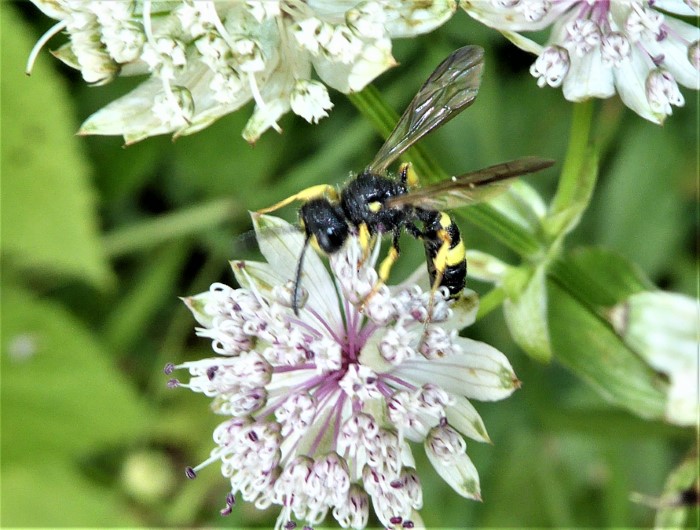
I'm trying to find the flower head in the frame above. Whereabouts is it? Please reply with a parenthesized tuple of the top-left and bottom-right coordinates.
(174, 214, 519, 529)
(462, 0, 700, 124)
(28, 0, 457, 143)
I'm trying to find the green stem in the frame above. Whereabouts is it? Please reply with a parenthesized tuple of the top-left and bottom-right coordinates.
(552, 101, 595, 212)
(348, 86, 542, 259)
(102, 198, 241, 258)
(545, 101, 598, 241)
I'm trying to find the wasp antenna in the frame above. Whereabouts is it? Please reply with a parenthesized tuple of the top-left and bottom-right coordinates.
(292, 235, 311, 316)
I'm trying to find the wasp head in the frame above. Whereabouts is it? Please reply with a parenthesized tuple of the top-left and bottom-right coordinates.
(299, 198, 349, 254)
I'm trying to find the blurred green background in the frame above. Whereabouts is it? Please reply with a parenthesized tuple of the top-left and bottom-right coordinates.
(1, 2, 697, 528)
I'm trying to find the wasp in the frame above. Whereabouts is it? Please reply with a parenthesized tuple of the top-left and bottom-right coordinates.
(258, 45, 554, 314)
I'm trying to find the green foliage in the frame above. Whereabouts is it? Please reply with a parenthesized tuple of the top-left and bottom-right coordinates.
(1, 286, 149, 525)
(1, 6, 112, 288)
(1, 4, 696, 529)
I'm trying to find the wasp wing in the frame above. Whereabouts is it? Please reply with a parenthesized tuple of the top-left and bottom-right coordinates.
(367, 45, 485, 174)
(385, 157, 555, 210)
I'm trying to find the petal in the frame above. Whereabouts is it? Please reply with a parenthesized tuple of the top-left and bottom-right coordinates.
(313, 37, 396, 92)
(464, 250, 510, 283)
(79, 65, 252, 144)
(442, 289, 479, 331)
(652, 0, 699, 16)
(391, 339, 520, 401)
(645, 18, 700, 89)
(613, 50, 662, 123)
(30, 0, 68, 20)
(230, 260, 284, 299)
(445, 395, 491, 443)
(425, 441, 481, 500)
(562, 47, 616, 101)
(252, 214, 343, 330)
(461, 0, 573, 32)
(384, 0, 457, 38)
(181, 292, 215, 328)
(665, 370, 699, 426)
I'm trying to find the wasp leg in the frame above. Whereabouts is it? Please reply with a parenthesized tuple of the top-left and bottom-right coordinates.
(257, 184, 339, 214)
(357, 223, 373, 261)
(360, 228, 401, 311)
(398, 162, 420, 189)
(404, 221, 424, 240)
(378, 229, 402, 283)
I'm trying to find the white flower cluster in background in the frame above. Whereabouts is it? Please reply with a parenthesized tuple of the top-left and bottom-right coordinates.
(28, 0, 457, 143)
(461, 0, 700, 124)
(173, 214, 520, 529)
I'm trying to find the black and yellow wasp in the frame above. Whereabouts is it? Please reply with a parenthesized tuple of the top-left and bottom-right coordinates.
(259, 45, 554, 314)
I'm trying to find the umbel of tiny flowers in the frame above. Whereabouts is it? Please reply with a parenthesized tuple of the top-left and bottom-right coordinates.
(171, 214, 520, 530)
(461, 0, 700, 124)
(27, 0, 457, 144)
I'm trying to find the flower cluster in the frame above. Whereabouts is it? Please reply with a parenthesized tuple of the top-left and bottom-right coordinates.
(172, 214, 519, 529)
(462, 0, 700, 124)
(28, 0, 456, 143)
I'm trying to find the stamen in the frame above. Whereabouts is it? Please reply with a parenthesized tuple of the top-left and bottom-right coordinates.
(26, 20, 67, 75)
(141, 0, 155, 44)
(248, 72, 283, 134)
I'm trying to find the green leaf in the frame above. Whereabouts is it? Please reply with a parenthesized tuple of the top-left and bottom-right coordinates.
(0, 6, 112, 287)
(1, 459, 139, 526)
(548, 281, 668, 420)
(102, 198, 240, 257)
(503, 265, 552, 362)
(593, 123, 686, 277)
(1, 285, 151, 463)
(101, 242, 190, 354)
(551, 247, 653, 310)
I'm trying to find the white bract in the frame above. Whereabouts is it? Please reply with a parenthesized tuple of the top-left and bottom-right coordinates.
(461, 0, 700, 124)
(28, 0, 457, 143)
(174, 214, 519, 529)
(609, 291, 699, 426)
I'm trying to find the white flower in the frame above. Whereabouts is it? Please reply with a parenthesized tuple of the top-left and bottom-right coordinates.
(290, 80, 333, 124)
(28, 0, 458, 144)
(173, 214, 519, 529)
(462, 0, 700, 124)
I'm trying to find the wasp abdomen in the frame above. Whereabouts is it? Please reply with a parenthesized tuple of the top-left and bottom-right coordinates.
(419, 210, 467, 298)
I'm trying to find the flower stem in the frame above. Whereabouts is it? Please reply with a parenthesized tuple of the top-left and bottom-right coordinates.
(348, 86, 542, 259)
(554, 101, 595, 208)
(545, 101, 598, 240)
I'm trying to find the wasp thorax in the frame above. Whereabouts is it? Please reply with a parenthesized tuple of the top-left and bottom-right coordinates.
(340, 173, 406, 234)
(299, 198, 349, 253)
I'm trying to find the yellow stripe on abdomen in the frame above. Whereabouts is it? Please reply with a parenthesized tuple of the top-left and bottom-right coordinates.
(446, 238, 465, 266)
